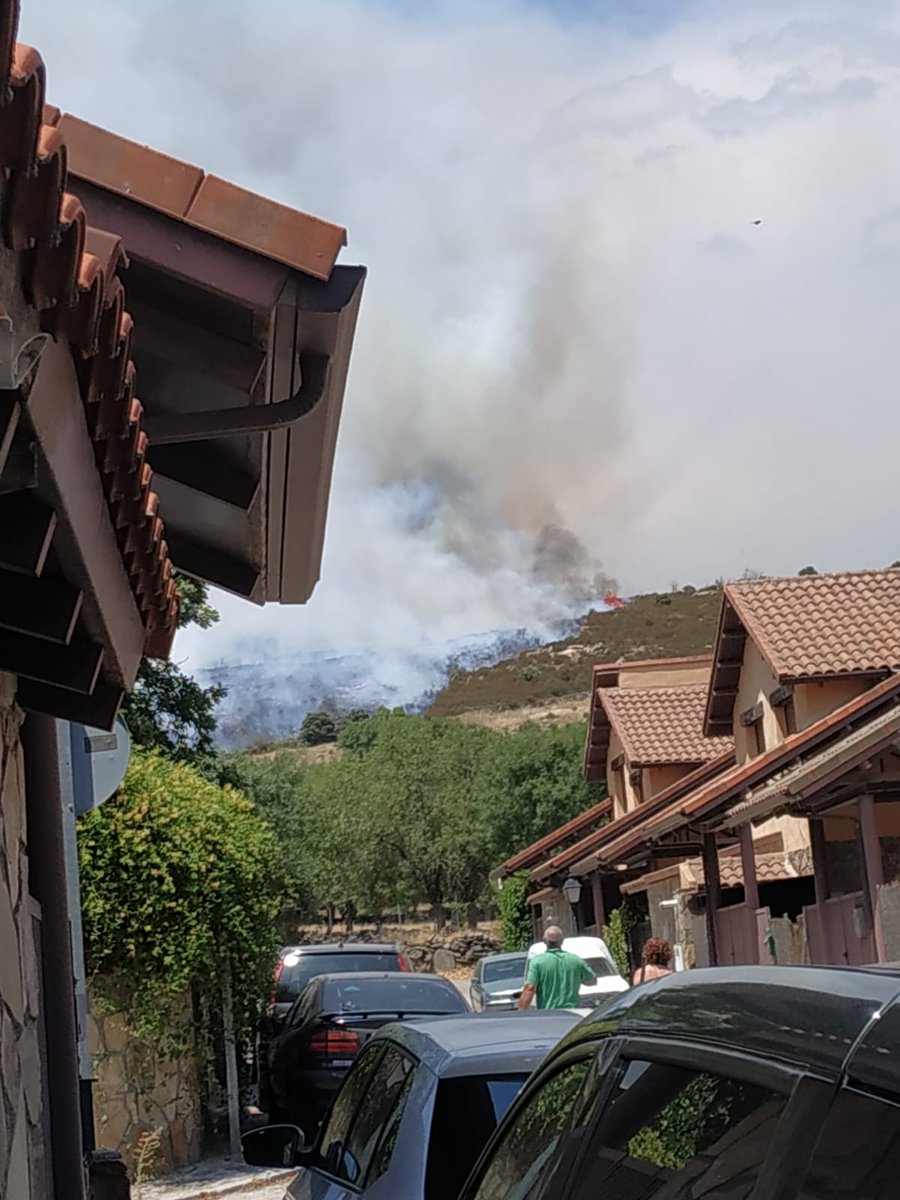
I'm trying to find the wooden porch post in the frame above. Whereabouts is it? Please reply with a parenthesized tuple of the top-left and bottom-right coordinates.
(591, 871, 606, 934)
(702, 833, 721, 966)
(809, 817, 829, 907)
(858, 796, 886, 963)
(739, 825, 760, 911)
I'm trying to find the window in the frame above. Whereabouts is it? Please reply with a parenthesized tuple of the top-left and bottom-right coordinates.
(797, 1087, 900, 1197)
(426, 1075, 529, 1200)
(340, 1045, 415, 1186)
(469, 1056, 593, 1200)
(569, 1058, 786, 1200)
(318, 1044, 384, 1165)
(483, 956, 527, 985)
(275, 951, 403, 1002)
(322, 976, 467, 1016)
(752, 719, 767, 756)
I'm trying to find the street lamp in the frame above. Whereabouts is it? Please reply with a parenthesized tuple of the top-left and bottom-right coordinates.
(562, 877, 582, 933)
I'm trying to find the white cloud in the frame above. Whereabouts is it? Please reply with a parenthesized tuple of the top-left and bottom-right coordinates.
(20, 0, 900, 690)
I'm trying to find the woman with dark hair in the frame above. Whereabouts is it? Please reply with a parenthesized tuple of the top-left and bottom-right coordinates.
(632, 937, 673, 986)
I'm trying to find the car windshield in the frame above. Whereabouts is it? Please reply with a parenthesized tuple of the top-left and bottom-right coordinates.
(322, 977, 467, 1015)
(483, 957, 526, 984)
(275, 953, 401, 1002)
(426, 1074, 529, 1200)
(584, 957, 618, 978)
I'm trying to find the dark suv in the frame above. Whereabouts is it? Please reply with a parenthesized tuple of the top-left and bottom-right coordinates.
(459, 965, 900, 1199)
(257, 944, 408, 1092)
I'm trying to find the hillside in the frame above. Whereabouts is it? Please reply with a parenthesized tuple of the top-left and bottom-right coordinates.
(427, 586, 721, 719)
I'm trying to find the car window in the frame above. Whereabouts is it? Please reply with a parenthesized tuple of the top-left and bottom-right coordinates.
(322, 976, 467, 1015)
(365, 1055, 417, 1186)
(318, 1043, 385, 1159)
(468, 1056, 593, 1200)
(569, 1058, 787, 1200)
(483, 958, 527, 984)
(584, 957, 618, 979)
(797, 1087, 900, 1197)
(426, 1074, 529, 1200)
(338, 1045, 415, 1187)
(276, 952, 402, 1001)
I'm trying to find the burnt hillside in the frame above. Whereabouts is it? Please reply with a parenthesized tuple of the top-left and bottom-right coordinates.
(427, 586, 722, 718)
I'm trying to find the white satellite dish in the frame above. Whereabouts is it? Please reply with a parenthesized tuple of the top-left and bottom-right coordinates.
(70, 716, 132, 815)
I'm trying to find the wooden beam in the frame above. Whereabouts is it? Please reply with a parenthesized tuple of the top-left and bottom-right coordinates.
(25, 340, 145, 688)
(858, 796, 886, 963)
(739, 825, 760, 910)
(164, 531, 259, 598)
(0, 570, 83, 644)
(148, 443, 260, 511)
(0, 630, 103, 693)
(0, 391, 19, 478)
(702, 833, 721, 966)
(16, 678, 124, 731)
(0, 492, 57, 576)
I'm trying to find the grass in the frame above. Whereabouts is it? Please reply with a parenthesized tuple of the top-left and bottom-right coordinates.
(426, 586, 722, 718)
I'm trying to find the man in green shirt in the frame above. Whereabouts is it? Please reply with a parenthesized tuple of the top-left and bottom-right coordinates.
(518, 926, 596, 1010)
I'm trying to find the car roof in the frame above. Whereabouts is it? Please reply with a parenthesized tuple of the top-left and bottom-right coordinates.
(280, 943, 400, 956)
(314, 971, 453, 985)
(369, 1011, 581, 1077)
(564, 965, 900, 1078)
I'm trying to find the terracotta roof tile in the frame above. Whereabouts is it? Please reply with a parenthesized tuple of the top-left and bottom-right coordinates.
(645, 673, 900, 843)
(599, 685, 733, 766)
(54, 114, 347, 281)
(727, 570, 900, 680)
(0, 8, 178, 658)
(494, 797, 613, 878)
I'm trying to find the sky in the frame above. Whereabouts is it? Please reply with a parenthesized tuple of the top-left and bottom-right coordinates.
(20, 0, 900, 682)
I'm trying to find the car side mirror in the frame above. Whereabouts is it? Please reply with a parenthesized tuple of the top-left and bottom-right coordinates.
(242, 1124, 308, 1168)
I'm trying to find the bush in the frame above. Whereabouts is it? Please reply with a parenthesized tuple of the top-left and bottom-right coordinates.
(299, 711, 338, 745)
(603, 904, 632, 979)
(78, 749, 283, 1046)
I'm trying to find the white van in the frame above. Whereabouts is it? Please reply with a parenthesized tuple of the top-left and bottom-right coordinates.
(525, 935, 629, 1010)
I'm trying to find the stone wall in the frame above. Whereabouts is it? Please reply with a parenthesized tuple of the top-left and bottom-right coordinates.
(0, 674, 48, 1200)
(89, 1000, 202, 1177)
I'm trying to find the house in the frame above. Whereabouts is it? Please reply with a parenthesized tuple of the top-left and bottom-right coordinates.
(592, 572, 900, 968)
(496, 656, 731, 943)
(0, 5, 365, 1196)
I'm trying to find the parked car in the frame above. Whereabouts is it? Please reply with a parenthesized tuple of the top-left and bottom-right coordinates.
(257, 943, 409, 1083)
(469, 952, 528, 1011)
(456, 965, 900, 1199)
(243, 1010, 581, 1198)
(260, 972, 468, 1127)
(525, 934, 629, 1008)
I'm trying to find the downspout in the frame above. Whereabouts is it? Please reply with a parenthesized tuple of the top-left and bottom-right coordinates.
(21, 711, 87, 1200)
(143, 351, 331, 445)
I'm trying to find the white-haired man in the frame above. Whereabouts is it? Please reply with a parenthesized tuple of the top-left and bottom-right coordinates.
(518, 925, 595, 1010)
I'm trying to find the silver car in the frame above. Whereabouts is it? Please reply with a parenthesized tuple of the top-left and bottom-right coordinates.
(242, 1010, 580, 1199)
(468, 952, 527, 1011)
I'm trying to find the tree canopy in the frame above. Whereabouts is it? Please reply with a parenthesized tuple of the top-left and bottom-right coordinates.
(229, 710, 603, 924)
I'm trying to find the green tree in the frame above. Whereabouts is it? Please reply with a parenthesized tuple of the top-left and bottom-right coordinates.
(122, 576, 225, 774)
(299, 711, 338, 745)
(797, 565, 818, 576)
(78, 749, 282, 1044)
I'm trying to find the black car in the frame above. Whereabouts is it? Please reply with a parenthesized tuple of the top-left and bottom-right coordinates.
(258, 943, 409, 1083)
(261, 971, 468, 1127)
(458, 965, 900, 1199)
(244, 1011, 580, 1199)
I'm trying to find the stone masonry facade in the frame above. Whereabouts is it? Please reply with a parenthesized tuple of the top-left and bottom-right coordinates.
(0, 674, 47, 1199)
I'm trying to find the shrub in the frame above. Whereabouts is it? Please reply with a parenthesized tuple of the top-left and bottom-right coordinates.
(603, 903, 632, 979)
(299, 711, 338, 745)
(78, 749, 283, 1047)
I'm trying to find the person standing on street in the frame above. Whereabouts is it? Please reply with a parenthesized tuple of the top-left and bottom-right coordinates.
(633, 937, 673, 986)
(518, 926, 596, 1010)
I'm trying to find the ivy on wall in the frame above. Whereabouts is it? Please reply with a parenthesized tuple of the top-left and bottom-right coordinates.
(499, 872, 533, 952)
